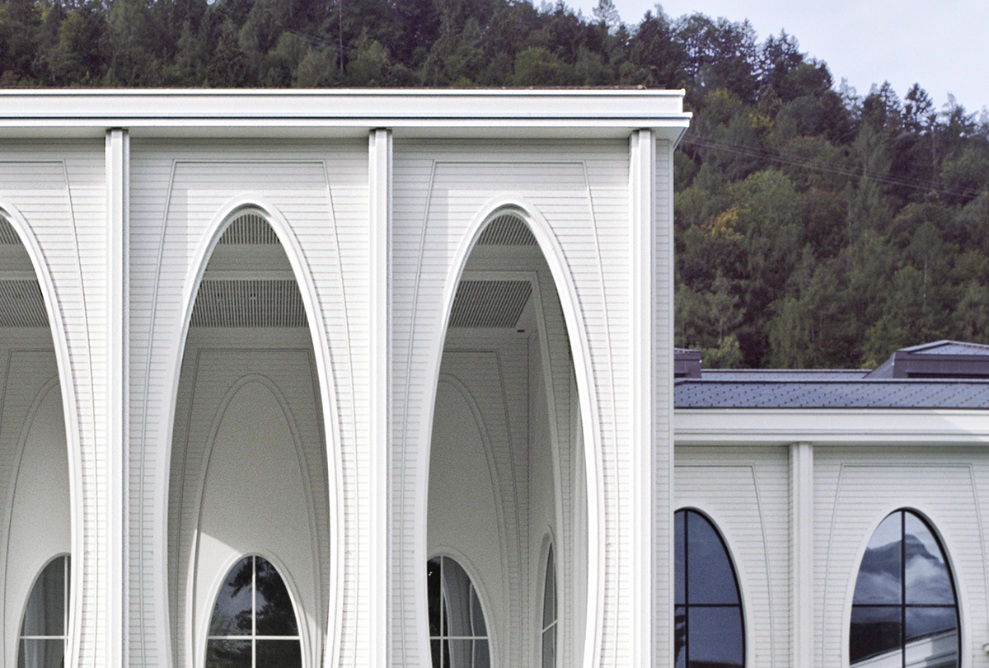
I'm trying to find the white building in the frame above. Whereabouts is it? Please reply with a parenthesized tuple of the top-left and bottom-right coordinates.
(0, 90, 985, 668)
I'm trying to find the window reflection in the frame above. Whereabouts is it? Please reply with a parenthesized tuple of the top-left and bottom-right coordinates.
(18, 556, 69, 668)
(850, 510, 959, 667)
(674, 510, 745, 668)
(206, 555, 301, 668)
(427, 556, 490, 668)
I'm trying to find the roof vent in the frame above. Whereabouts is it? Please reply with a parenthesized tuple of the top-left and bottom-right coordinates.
(0, 280, 48, 327)
(674, 348, 702, 378)
(190, 279, 307, 327)
(218, 212, 281, 245)
(478, 215, 536, 246)
(449, 280, 532, 328)
(0, 216, 21, 245)
(868, 340, 989, 379)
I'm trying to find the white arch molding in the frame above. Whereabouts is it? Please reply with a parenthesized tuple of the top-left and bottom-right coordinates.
(0, 201, 83, 668)
(414, 196, 604, 667)
(159, 196, 343, 668)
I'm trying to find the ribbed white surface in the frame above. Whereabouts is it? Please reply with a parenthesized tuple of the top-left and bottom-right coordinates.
(652, 137, 675, 667)
(390, 139, 634, 665)
(127, 140, 368, 667)
(0, 142, 106, 666)
(674, 447, 791, 666)
(815, 448, 989, 667)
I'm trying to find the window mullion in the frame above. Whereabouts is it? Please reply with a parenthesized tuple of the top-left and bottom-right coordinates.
(253, 555, 258, 668)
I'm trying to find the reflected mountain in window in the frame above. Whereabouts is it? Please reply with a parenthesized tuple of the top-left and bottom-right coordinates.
(850, 510, 959, 667)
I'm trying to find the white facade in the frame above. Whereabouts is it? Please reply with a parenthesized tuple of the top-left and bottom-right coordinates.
(1, 89, 985, 668)
(0, 90, 686, 667)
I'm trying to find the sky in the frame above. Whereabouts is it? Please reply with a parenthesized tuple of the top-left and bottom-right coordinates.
(565, 0, 989, 114)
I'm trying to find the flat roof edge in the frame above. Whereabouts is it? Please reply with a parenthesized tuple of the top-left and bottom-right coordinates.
(0, 89, 691, 127)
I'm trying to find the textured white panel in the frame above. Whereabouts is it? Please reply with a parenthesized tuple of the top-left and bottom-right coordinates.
(127, 140, 367, 667)
(815, 448, 989, 667)
(0, 141, 106, 667)
(390, 139, 632, 666)
(168, 338, 327, 668)
(675, 447, 790, 667)
(652, 138, 675, 668)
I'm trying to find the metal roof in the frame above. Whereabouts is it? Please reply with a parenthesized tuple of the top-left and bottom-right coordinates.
(675, 379, 989, 409)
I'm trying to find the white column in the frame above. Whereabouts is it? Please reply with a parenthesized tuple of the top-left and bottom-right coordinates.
(368, 128, 391, 667)
(105, 128, 129, 667)
(630, 128, 656, 666)
(790, 442, 814, 667)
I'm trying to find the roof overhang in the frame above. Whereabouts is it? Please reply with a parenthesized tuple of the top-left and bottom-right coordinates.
(675, 408, 989, 447)
(0, 89, 691, 142)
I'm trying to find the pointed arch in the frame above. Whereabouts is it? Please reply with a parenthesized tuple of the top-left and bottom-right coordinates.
(160, 196, 342, 667)
(417, 196, 603, 665)
(0, 201, 82, 666)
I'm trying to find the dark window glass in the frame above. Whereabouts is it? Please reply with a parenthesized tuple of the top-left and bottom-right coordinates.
(18, 556, 69, 668)
(426, 556, 490, 668)
(206, 555, 301, 668)
(850, 510, 959, 667)
(674, 510, 744, 668)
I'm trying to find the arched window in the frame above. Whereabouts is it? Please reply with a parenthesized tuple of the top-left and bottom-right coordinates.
(427, 556, 490, 668)
(674, 509, 744, 668)
(18, 556, 69, 668)
(206, 555, 301, 667)
(541, 546, 557, 667)
(850, 510, 959, 667)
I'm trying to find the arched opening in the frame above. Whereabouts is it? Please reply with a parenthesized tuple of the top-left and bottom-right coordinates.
(167, 209, 330, 668)
(427, 210, 588, 667)
(674, 509, 745, 668)
(17, 555, 69, 667)
(0, 212, 73, 668)
(427, 555, 490, 667)
(849, 509, 959, 667)
(206, 554, 302, 666)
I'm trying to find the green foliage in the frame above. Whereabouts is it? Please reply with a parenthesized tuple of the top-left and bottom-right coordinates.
(2, 0, 986, 367)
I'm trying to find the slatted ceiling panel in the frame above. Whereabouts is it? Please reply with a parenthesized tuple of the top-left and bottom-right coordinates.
(449, 280, 532, 328)
(217, 212, 281, 245)
(0, 216, 21, 244)
(190, 279, 308, 327)
(0, 280, 48, 327)
(477, 214, 536, 246)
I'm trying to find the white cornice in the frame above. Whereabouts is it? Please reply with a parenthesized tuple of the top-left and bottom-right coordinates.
(675, 408, 989, 446)
(0, 88, 691, 140)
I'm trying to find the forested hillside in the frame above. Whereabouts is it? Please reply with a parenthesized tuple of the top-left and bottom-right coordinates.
(2, 0, 987, 367)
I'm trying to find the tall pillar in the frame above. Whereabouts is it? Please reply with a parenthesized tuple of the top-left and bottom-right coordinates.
(631, 128, 658, 665)
(368, 128, 392, 667)
(105, 128, 129, 667)
(790, 442, 814, 667)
